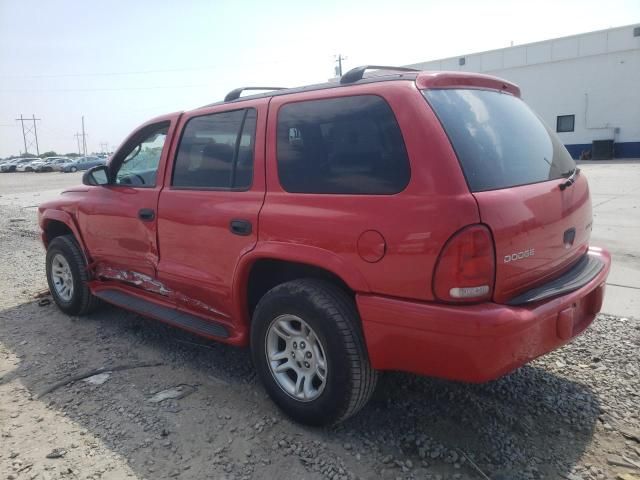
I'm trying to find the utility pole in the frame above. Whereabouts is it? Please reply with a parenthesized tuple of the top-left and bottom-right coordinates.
(17, 114, 27, 155)
(81, 116, 87, 156)
(334, 54, 346, 77)
(32, 114, 40, 155)
(15, 114, 41, 155)
(74, 133, 82, 155)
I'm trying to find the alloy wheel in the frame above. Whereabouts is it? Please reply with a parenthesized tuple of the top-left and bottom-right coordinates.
(51, 253, 74, 301)
(265, 314, 328, 402)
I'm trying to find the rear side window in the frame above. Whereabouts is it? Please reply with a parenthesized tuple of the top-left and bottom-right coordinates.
(277, 95, 410, 194)
(424, 89, 575, 192)
(172, 108, 256, 189)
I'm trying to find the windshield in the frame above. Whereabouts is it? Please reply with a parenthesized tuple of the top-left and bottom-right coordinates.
(423, 89, 575, 192)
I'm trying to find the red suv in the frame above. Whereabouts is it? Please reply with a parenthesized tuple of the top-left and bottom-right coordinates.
(38, 66, 611, 426)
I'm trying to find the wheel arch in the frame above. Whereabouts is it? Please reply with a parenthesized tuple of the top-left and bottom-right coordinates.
(231, 244, 370, 340)
(40, 210, 88, 262)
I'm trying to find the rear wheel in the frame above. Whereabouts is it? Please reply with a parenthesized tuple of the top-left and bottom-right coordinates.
(46, 235, 100, 315)
(251, 279, 377, 426)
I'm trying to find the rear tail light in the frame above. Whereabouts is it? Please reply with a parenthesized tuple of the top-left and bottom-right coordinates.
(433, 224, 495, 303)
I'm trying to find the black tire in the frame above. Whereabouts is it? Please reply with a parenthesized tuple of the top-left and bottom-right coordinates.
(70, 166, 77, 172)
(46, 235, 100, 315)
(251, 278, 377, 426)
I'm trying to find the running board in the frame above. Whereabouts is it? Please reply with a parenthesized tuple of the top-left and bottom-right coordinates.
(95, 289, 229, 338)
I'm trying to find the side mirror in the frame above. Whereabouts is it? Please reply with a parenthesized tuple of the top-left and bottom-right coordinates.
(82, 165, 110, 186)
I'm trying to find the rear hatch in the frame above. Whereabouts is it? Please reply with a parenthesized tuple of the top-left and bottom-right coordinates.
(423, 88, 592, 304)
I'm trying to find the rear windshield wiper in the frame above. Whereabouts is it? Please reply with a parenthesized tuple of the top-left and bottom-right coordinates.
(559, 167, 580, 190)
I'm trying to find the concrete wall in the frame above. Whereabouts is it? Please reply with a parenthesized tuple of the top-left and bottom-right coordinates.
(407, 24, 640, 158)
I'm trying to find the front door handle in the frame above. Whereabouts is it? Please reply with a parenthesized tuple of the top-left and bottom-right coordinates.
(229, 219, 252, 236)
(138, 208, 155, 222)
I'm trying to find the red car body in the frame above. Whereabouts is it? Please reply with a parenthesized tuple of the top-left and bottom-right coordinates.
(38, 69, 610, 383)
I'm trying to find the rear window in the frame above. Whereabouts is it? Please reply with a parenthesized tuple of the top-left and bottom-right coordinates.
(277, 95, 410, 194)
(423, 89, 575, 192)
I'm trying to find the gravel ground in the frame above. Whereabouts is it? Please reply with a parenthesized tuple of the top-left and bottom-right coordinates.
(0, 174, 639, 480)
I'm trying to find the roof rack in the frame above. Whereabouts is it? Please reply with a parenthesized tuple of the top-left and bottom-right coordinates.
(224, 86, 286, 102)
(340, 65, 420, 84)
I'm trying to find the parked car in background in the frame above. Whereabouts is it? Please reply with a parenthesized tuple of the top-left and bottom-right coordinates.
(0, 158, 16, 173)
(0, 159, 19, 172)
(16, 162, 32, 172)
(13, 158, 41, 172)
(25, 158, 45, 172)
(33, 157, 71, 172)
(61, 156, 106, 173)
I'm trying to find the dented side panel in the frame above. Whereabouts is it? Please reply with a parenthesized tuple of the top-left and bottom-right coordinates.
(95, 265, 229, 319)
(154, 98, 270, 322)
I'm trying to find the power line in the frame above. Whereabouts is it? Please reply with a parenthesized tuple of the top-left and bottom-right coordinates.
(0, 66, 219, 79)
(0, 84, 211, 93)
(0, 58, 288, 79)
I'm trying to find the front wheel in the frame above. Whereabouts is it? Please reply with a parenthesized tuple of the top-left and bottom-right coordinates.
(70, 166, 77, 172)
(251, 279, 377, 426)
(46, 235, 100, 315)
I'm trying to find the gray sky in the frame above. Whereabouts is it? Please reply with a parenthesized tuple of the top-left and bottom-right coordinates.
(1, 0, 638, 157)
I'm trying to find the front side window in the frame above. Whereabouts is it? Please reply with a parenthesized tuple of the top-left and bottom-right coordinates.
(424, 89, 576, 192)
(172, 108, 256, 189)
(276, 95, 410, 194)
(115, 123, 169, 187)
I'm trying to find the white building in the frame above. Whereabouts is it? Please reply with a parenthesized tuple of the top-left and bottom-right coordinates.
(407, 24, 640, 159)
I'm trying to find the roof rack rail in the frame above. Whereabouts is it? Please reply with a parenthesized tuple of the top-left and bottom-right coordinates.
(340, 65, 420, 84)
(224, 86, 286, 102)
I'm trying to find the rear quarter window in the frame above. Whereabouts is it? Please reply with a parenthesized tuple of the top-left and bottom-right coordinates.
(423, 89, 575, 192)
(276, 95, 410, 194)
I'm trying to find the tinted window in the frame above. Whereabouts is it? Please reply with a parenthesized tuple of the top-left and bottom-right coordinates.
(277, 95, 410, 194)
(172, 109, 256, 189)
(424, 89, 575, 192)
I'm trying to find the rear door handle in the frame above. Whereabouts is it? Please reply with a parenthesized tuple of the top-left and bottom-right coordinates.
(138, 208, 155, 222)
(229, 219, 252, 236)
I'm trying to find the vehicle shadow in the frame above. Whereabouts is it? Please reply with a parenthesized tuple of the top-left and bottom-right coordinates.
(0, 299, 599, 479)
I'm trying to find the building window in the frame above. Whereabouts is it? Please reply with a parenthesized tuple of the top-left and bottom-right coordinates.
(459, 57, 466, 66)
(556, 115, 575, 133)
(634, 26, 640, 37)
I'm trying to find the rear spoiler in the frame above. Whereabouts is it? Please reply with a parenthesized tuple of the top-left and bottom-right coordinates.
(416, 71, 521, 97)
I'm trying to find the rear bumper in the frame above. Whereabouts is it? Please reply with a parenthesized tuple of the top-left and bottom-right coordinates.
(358, 246, 611, 382)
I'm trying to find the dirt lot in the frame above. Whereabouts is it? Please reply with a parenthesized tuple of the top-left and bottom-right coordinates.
(1, 172, 639, 480)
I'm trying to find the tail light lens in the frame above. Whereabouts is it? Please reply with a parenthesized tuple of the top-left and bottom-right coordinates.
(433, 224, 495, 303)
